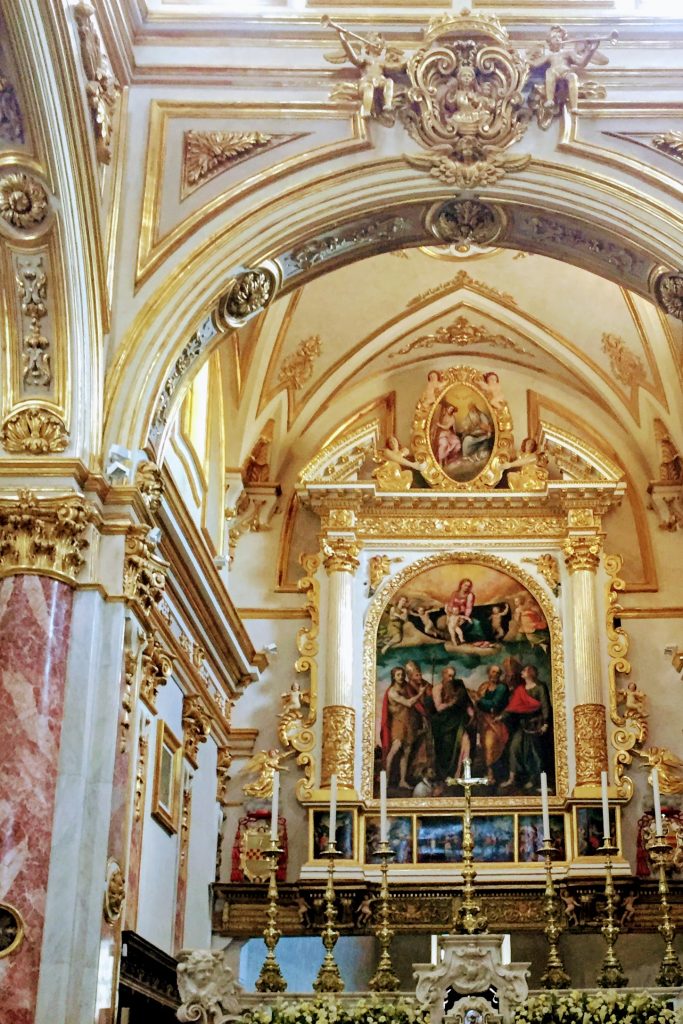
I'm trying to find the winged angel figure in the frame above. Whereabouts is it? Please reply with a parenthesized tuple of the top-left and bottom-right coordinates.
(242, 747, 293, 799)
(641, 746, 683, 795)
(322, 16, 406, 121)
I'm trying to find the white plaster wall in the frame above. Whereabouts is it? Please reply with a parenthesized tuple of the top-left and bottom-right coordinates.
(184, 736, 219, 949)
(136, 677, 184, 953)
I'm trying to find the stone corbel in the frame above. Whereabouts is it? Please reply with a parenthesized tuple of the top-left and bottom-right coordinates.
(225, 482, 281, 564)
(182, 694, 211, 768)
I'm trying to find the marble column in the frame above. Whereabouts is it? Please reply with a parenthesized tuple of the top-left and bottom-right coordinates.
(0, 575, 73, 1024)
(563, 534, 607, 788)
(320, 535, 359, 789)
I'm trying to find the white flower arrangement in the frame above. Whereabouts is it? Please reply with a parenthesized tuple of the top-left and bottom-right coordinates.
(514, 991, 679, 1024)
(240, 997, 429, 1024)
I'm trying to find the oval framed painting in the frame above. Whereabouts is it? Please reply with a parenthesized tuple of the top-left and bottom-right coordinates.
(411, 366, 514, 489)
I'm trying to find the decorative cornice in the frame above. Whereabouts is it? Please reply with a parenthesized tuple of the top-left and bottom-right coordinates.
(0, 407, 68, 454)
(139, 634, 173, 714)
(182, 694, 211, 768)
(563, 535, 602, 574)
(0, 489, 95, 583)
(123, 524, 168, 614)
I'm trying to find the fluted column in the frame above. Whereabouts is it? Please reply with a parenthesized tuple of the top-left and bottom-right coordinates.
(564, 532, 607, 788)
(320, 533, 360, 789)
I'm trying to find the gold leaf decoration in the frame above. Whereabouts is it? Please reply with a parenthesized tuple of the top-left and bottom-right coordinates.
(601, 332, 646, 388)
(1, 407, 68, 454)
(392, 316, 524, 357)
(182, 129, 307, 194)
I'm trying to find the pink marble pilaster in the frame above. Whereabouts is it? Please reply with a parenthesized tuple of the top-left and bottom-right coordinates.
(0, 575, 73, 1024)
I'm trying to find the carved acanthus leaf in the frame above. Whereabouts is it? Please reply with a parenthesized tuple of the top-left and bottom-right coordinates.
(139, 635, 173, 713)
(123, 524, 168, 613)
(393, 316, 524, 357)
(73, 2, 121, 165)
(277, 335, 322, 390)
(135, 460, 163, 512)
(652, 129, 683, 163)
(182, 694, 211, 768)
(0, 407, 67, 454)
(0, 489, 95, 581)
(601, 332, 646, 388)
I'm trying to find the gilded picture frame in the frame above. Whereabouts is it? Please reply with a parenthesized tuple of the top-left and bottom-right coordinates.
(362, 550, 567, 809)
(151, 719, 182, 834)
(411, 365, 515, 490)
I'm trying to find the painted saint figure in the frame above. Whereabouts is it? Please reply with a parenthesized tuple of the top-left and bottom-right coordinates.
(381, 666, 427, 789)
(446, 577, 475, 646)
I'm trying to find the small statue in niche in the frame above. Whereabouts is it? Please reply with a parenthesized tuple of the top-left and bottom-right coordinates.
(242, 747, 292, 799)
(529, 25, 612, 115)
(322, 17, 405, 120)
(504, 437, 549, 491)
(372, 435, 426, 491)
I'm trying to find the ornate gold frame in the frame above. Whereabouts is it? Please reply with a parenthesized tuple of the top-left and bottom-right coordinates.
(151, 719, 182, 834)
(0, 901, 25, 959)
(411, 365, 515, 490)
(361, 549, 567, 808)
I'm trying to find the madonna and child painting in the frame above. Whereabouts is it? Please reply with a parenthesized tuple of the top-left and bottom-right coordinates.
(374, 560, 555, 799)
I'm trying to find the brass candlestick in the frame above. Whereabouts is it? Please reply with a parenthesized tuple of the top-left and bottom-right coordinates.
(596, 842, 628, 988)
(646, 827, 683, 987)
(255, 840, 286, 992)
(538, 838, 570, 989)
(448, 760, 488, 934)
(313, 843, 344, 993)
(369, 840, 400, 992)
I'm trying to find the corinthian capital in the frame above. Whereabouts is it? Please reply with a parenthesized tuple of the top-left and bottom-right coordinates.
(563, 534, 602, 574)
(322, 535, 360, 575)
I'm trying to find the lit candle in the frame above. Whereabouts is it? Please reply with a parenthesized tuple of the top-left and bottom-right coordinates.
(329, 773, 337, 849)
(380, 770, 388, 844)
(652, 767, 664, 836)
(540, 772, 551, 843)
(463, 758, 471, 783)
(601, 770, 610, 843)
(270, 770, 279, 842)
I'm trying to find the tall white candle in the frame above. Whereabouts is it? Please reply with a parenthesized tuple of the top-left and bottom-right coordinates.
(652, 767, 664, 835)
(329, 773, 338, 848)
(463, 758, 471, 783)
(380, 770, 388, 844)
(540, 772, 551, 843)
(270, 770, 279, 841)
(601, 770, 610, 842)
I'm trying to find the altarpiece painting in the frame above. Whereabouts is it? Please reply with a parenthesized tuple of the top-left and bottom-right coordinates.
(372, 557, 556, 800)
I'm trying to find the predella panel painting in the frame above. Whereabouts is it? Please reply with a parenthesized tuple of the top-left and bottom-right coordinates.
(374, 560, 554, 799)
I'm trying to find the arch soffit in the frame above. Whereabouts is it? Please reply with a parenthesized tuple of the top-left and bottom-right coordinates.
(103, 162, 683, 457)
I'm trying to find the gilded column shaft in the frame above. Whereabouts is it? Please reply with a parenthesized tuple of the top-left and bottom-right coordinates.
(568, 567, 603, 705)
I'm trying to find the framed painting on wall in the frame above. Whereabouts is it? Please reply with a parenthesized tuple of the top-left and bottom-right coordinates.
(365, 552, 563, 801)
(311, 809, 356, 861)
(151, 719, 182, 834)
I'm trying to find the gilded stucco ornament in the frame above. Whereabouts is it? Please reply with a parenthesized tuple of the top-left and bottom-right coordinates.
(426, 199, 505, 247)
(654, 271, 683, 322)
(139, 634, 173, 713)
(16, 256, 51, 389)
(216, 747, 233, 805)
(1, 407, 68, 453)
(324, 13, 611, 187)
(601, 333, 646, 388)
(0, 489, 94, 582)
(652, 130, 683, 164)
(123, 524, 168, 613)
(563, 535, 602, 573)
(135, 460, 163, 513)
(322, 535, 360, 574)
(0, 172, 48, 230)
(277, 335, 322, 391)
(604, 553, 640, 800)
(321, 705, 355, 788)
(290, 552, 321, 800)
(176, 950, 242, 1024)
(73, 2, 121, 165)
(522, 554, 561, 596)
(393, 316, 523, 358)
(574, 703, 608, 786)
(220, 266, 278, 326)
(182, 694, 212, 769)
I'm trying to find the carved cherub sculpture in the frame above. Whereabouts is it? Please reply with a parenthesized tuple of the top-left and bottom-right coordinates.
(641, 747, 683, 795)
(505, 437, 549, 492)
(560, 889, 579, 927)
(529, 25, 612, 114)
(242, 747, 292, 799)
(279, 681, 310, 717)
(372, 435, 426, 491)
(322, 16, 405, 120)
